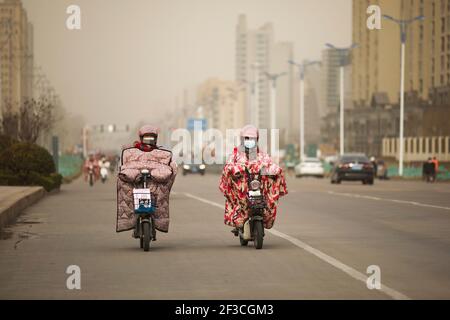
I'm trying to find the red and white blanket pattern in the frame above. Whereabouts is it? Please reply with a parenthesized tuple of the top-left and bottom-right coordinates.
(219, 147, 288, 229)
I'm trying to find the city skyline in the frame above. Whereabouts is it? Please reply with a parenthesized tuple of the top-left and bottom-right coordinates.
(20, 0, 351, 125)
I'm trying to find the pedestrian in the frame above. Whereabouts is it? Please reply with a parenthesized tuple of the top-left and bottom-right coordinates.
(432, 156, 439, 175)
(370, 156, 378, 178)
(423, 157, 436, 183)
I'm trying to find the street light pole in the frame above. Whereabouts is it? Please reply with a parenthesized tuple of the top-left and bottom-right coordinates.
(324, 43, 358, 156)
(339, 64, 345, 156)
(288, 60, 320, 161)
(399, 38, 406, 176)
(250, 62, 261, 127)
(263, 72, 287, 129)
(383, 15, 424, 177)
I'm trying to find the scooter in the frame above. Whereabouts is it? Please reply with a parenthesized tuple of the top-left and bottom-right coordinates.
(100, 167, 108, 183)
(88, 165, 95, 187)
(133, 169, 157, 252)
(237, 168, 266, 249)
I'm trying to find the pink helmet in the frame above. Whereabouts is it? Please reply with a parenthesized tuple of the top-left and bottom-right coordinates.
(138, 125, 159, 138)
(240, 124, 259, 139)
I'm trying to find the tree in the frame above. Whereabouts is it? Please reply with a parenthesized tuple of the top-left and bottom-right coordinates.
(18, 98, 55, 143)
(1, 102, 19, 139)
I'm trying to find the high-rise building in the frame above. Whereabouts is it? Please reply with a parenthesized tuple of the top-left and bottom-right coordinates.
(353, 0, 450, 108)
(320, 48, 353, 115)
(235, 14, 294, 145)
(406, 0, 450, 108)
(0, 0, 33, 132)
(352, 0, 401, 108)
(320, 47, 353, 152)
(303, 64, 322, 147)
(25, 22, 33, 99)
(349, 0, 450, 156)
(236, 15, 272, 128)
(196, 78, 245, 135)
(270, 41, 295, 145)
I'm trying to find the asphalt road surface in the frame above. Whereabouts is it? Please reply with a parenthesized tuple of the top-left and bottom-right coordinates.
(1, 173, 449, 299)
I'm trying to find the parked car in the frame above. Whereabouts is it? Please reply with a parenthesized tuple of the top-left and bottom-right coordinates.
(330, 153, 375, 185)
(182, 163, 206, 175)
(294, 158, 325, 178)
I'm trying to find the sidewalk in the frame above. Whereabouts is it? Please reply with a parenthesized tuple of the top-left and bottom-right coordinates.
(0, 186, 45, 231)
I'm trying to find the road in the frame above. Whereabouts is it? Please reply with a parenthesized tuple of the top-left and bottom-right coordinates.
(0, 173, 450, 299)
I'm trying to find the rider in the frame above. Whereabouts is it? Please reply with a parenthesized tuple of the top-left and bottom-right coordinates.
(134, 125, 159, 152)
(83, 153, 100, 182)
(98, 155, 110, 180)
(128, 124, 172, 241)
(219, 124, 288, 235)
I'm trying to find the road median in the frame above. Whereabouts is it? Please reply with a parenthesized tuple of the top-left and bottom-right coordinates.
(0, 186, 46, 231)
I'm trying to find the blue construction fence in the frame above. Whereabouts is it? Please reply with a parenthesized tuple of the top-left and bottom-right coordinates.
(58, 154, 84, 178)
(387, 165, 450, 180)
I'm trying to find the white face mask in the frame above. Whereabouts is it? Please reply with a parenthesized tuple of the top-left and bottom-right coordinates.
(244, 139, 256, 149)
(142, 136, 156, 145)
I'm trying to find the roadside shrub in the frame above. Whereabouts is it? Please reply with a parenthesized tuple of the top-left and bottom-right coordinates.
(0, 142, 55, 176)
(0, 141, 62, 191)
(27, 171, 63, 192)
(0, 134, 17, 151)
(0, 171, 21, 185)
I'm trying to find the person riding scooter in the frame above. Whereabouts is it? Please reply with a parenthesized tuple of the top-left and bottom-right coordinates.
(219, 125, 288, 249)
(116, 125, 177, 251)
(98, 156, 110, 183)
(83, 154, 100, 185)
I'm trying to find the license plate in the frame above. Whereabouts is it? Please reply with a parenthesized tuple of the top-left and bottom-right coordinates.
(249, 190, 261, 197)
(352, 164, 363, 170)
(133, 188, 152, 211)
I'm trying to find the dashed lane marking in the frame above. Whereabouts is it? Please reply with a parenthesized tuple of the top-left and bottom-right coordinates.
(183, 192, 410, 300)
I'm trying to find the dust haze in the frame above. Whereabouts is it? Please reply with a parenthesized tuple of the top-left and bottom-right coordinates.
(22, 0, 350, 126)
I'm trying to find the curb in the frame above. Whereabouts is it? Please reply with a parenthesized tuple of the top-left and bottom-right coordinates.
(0, 187, 46, 231)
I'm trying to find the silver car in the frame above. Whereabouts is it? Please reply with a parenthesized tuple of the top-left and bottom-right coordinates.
(294, 158, 325, 178)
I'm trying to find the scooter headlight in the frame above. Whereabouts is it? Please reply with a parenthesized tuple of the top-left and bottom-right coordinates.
(183, 165, 190, 170)
(250, 179, 261, 191)
(199, 164, 206, 170)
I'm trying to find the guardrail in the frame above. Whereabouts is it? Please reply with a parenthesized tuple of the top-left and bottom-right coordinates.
(382, 136, 450, 162)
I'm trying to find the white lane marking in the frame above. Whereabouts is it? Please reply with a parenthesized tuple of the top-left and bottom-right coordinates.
(182, 192, 410, 300)
(184, 192, 223, 209)
(328, 191, 450, 211)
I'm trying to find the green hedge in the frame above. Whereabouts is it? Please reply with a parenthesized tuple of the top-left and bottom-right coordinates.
(0, 134, 17, 151)
(0, 141, 62, 191)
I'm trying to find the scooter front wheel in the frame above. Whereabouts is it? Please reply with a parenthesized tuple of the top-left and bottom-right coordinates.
(142, 221, 151, 252)
(253, 221, 264, 250)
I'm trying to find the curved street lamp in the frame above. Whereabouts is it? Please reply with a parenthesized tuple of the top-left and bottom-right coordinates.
(383, 14, 425, 176)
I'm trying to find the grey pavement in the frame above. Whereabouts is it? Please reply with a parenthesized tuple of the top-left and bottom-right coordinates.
(0, 174, 449, 299)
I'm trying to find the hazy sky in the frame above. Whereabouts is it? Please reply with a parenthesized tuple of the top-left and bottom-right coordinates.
(22, 0, 351, 126)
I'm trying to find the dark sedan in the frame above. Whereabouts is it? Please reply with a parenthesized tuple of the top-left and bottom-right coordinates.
(330, 153, 375, 185)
